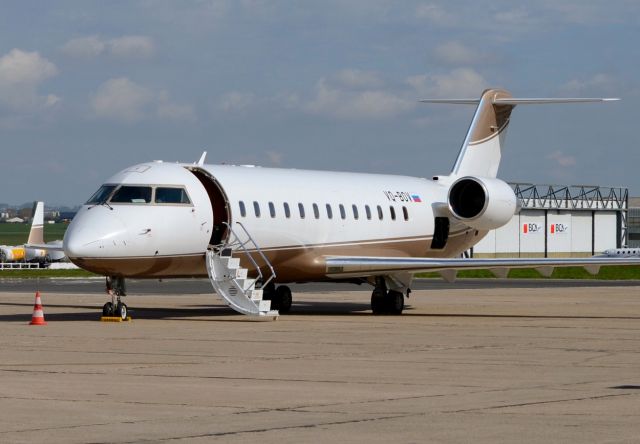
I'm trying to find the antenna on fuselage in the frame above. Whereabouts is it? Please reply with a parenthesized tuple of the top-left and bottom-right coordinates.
(196, 151, 207, 166)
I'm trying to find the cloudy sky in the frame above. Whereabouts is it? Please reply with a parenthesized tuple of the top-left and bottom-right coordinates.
(0, 1, 638, 206)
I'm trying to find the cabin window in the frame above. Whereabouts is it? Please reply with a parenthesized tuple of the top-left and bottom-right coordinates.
(283, 202, 291, 218)
(110, 186, 152, 204)
(268, 202, 276, 218)
(339, 204, 346, 219)
(86, 184, 116, 204)
(253, 201, 261, 218)
(402, 206, 409, 221)
(313, 203, 320, 219)
(298, 203, 305, 219)
(239, 201, 246, 217)
(365, 205, 371, 220)
(390, 206, 396, 221)
(377, 205, 383, 220)
(155, 187, 191, 204)
(352, 204, 359, 220)
(326, 204, 333, 219)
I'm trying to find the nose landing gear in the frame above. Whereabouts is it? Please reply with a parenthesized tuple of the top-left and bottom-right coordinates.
(103, 276, 128, 321)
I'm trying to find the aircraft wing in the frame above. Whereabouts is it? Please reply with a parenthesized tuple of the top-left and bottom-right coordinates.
(325, 256, 640, 281)
(24, 243, 64, 252)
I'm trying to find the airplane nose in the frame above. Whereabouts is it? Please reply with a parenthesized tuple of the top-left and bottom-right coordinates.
(63, 207, 126, 258)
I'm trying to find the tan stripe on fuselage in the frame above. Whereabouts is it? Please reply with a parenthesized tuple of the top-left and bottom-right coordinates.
(69, 229, 482, 281)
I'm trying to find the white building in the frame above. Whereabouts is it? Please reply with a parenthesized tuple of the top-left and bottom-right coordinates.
(473, 183, 626, 258)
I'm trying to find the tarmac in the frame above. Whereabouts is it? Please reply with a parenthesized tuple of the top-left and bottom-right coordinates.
(0, 282, 639, 443)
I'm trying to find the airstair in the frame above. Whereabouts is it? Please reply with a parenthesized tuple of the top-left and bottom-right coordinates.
(205, 222, 279, 319)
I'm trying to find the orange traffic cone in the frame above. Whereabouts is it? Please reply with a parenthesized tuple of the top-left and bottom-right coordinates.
(29, 291, 47, 325)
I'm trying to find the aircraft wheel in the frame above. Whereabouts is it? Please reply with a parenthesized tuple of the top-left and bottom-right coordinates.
(103, 302, 114, 316)
(371, 289, 386, 314)
(115, 302, 128, 321)
(275, 285, 292, 313)
(386, 290, 404, 315)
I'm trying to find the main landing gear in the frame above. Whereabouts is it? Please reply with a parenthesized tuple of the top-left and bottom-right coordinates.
(103, 276, 128, 320)
(262, 282, 293, 313)
(371, 276, 406, 315)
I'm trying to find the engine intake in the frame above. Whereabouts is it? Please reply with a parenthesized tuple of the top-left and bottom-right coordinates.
(448, 176, 517, 230)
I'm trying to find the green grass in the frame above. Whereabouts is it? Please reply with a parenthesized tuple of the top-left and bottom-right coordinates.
(0, 269, 98, 278)
(0, 223, 68, 245)
(416, 265, 640, 280)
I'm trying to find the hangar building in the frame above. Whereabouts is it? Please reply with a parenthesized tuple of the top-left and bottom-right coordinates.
(473, 183, 628, 258)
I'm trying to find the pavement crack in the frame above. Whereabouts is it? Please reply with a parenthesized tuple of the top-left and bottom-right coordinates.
(444, 392, 636, 413)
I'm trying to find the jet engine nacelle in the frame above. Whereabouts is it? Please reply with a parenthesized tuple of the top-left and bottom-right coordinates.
(447, 176, 518, 231)
(0, 246, 25, 262)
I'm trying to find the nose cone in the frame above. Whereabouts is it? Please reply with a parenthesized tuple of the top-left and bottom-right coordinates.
(63, 207, 126, 259)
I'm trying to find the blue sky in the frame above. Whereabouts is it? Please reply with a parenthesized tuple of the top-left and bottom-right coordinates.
(0, 1, 638, 206)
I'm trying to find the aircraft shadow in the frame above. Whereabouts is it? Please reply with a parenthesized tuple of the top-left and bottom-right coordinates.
(1, 301, 638, 322)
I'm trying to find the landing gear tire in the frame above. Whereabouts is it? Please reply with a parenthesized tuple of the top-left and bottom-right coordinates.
(371, 289, 386, 315)
(103, 302, 114, 316)
(386, 290, 404, 315)
(275, 285, 292, 313)
(115, 302, 128, 321)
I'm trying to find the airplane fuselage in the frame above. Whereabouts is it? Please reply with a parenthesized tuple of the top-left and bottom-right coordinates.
(64, 161, 483, 281)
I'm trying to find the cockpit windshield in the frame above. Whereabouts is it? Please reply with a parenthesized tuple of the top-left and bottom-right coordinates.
(155, 187, 191, 204)
(86, 185, 117, 204)
(110, 186, 152, 204)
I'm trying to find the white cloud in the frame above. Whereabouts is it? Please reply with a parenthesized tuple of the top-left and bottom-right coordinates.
(60, 36, 105, 58)
(306, 78, 413, 120)
(91, 78, 153, 122)
(108, 36, 155, 59)
(220, 91, 256, 112)
(494, 8, 533, 26)
(91, 78, 193, 123)
(61, 35, 155, 59)
(415, 3, 455, 25)
(433, 41, 486, 65)
(156, 91, 196, 122)
(546, 150, 577, 167)
(334, 69, 383, 89)
(406, 68, 489, 98)
(561, 74, 618, 94)
(0, 49, 59, 111)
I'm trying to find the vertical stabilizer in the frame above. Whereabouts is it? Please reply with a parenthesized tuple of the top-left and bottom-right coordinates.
(27, 201, 44, 245)
(451, 89, 514, 178)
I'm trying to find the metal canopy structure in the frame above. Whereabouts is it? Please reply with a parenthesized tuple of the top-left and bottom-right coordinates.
(510, 183, 629, 248)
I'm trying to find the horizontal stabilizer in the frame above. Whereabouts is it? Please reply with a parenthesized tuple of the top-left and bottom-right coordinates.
(420, 97, 619, 105)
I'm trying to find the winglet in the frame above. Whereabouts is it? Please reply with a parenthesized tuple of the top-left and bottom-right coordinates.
(196, 151, 207, 166)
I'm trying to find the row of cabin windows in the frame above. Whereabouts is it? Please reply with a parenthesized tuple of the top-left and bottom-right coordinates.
(238, 201, 410, 221)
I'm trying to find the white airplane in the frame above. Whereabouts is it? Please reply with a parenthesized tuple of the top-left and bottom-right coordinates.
(600, 248, 640, 257)
(1, 202, 65, 264)
(62, 88, 639, 320)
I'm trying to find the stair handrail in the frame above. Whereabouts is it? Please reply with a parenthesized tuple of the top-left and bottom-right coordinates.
(221, 221, 276, 288)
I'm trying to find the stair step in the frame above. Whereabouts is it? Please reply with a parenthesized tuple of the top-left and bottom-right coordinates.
(205, 241, 277, 319)
(258, 299, 271, 312)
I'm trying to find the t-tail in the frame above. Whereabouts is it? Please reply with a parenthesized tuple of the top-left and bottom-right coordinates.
(421, 88, 619, 178)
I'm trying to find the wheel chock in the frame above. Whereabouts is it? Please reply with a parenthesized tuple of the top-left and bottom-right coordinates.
(100, 316, 132, 322)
